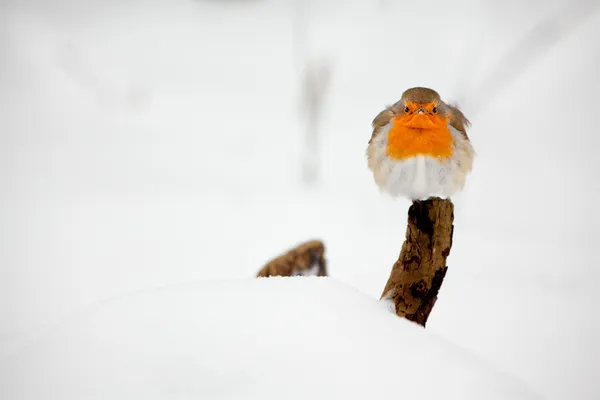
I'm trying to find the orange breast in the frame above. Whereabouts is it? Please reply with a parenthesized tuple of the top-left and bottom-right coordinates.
(386, 114, 454, 160)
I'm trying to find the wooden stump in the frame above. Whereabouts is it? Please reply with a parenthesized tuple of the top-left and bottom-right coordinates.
(380, 197, 454, 327)
(256, 240, 327, 278)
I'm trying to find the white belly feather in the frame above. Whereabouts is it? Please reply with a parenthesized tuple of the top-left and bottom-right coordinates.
(367, 123, 475, 201)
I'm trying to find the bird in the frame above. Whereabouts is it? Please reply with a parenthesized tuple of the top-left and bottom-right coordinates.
(366, 87, 475, 201)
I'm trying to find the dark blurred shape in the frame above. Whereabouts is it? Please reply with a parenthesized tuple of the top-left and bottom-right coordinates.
(300, 58, 332, 186)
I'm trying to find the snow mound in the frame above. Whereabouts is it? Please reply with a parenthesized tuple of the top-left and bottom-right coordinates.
(0, 277, 537, 399)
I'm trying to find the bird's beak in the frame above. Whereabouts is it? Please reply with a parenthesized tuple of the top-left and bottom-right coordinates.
(416, 107, 425, 114)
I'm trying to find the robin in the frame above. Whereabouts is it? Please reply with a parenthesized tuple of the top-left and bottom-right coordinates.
(366, 87, 475, 200)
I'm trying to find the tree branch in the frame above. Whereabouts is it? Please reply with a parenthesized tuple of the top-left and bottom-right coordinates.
(381, 198, 454, 327)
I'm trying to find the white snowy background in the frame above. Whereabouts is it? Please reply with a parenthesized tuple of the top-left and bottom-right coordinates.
(1, 0, 599, 398)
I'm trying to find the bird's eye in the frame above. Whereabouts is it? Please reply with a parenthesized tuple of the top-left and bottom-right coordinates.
(432, 106, 438, 114)
(404, 106, 410, 113)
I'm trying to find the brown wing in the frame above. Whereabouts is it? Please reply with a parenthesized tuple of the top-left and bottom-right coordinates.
(446, 103, 471, 140)
(369, 105, 396, 144)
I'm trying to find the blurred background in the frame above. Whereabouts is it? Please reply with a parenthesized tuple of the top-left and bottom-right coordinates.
(1, 0, 599, 398)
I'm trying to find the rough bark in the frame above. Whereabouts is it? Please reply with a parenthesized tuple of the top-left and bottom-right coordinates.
(380, 197, 454, 327)
(256, 240, 327, 278)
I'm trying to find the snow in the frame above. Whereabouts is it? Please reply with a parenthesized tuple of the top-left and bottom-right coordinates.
(1, 0, 599, 399)
(0, 277, 538, 399)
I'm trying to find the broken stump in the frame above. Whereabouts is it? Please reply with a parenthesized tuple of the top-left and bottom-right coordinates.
(256, 240, 327, 278)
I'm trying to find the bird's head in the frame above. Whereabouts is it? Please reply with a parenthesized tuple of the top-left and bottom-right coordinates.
(395, 87, 450, 130)
(383, 87, 456, 160)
